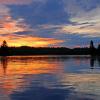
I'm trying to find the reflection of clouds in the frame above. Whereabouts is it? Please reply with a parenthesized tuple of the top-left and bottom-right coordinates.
(60, 73, 100, 96)
(0, 56, 100, 99)
(1, 56, 8, 75)
(0, 56, 63, 95)
(0, 56, 63, 75)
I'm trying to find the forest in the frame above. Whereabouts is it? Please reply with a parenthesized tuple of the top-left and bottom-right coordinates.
(0, 40, 99, 56)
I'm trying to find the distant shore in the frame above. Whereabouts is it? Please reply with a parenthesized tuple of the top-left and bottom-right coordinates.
(0, 46, 92, 56)
(0, 40, 99, 56)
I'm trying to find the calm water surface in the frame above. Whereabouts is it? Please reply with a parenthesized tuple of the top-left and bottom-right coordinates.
(0, 55, 100, 100)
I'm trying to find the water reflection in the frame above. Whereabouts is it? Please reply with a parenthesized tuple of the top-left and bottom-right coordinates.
(90, 56, 100, 69)
(0, 56, 100, 100)
(0, 56, 64, 98)
(0, 56, 64, 76)
(1, 56, 8, 75)
(1, 56, 100, 76)
(90, 56, 96, 69)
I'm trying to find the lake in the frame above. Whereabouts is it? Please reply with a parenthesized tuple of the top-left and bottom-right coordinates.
(0, 55, 100, 100)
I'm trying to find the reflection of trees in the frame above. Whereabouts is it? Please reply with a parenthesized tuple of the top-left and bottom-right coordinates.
(97, 57, 100, 67)
(1, 56, 8, 75)
(90, 56, 100, 68)
(1, 56, 100, 75)
(90, 56, 95, 69)
(0, 56, 65, 75)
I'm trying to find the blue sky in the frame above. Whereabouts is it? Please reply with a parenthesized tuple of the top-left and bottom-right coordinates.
(0, 0, 100, 47)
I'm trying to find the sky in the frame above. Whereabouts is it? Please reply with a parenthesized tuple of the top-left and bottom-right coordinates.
(0, 0, 100, 47)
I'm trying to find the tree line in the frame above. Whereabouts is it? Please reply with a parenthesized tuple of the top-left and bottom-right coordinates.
(0, 40, 99, 56)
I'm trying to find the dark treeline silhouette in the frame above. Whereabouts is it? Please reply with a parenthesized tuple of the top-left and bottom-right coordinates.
(89, 40, 100, 56)
(0, 40, 100, 56)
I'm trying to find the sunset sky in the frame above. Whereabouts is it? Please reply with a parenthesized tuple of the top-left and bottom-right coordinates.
(0, 0, 100, 47)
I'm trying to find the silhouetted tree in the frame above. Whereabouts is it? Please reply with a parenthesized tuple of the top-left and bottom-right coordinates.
(98, 44, 100, 50)
(97, 44, 100, 55)
(90, 40, 96, 55)
(1, 40, 8, 48)
(1, 40, 9, 56)
(90, 40, 94, 48)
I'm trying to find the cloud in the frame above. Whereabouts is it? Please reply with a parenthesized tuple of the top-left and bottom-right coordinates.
(63, 0, 100, 19)
(36, 23, 100, 37)
(0, 34, 64, 47)
(0, 5, 32, 35)
(0, 5, 10, 17)
(0, 16, 32, 34)
(60, 23, 100, 37)
(60, 0, 100, 37)
(0, 0, 48, 5)
(0, 0, 32, 5)
(0, 3, 65, 47)
(70, 7, 100, 24)
(0, 0, 100, 47)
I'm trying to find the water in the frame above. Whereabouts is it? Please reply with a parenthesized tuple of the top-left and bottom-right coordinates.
(0, 55, 100, 100)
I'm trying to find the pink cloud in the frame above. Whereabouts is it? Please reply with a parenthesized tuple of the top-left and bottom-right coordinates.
(0, 0, 32, 5)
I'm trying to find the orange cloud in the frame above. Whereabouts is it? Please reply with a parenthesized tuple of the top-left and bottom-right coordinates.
(4, 23, 15, 29)
(0, 15, 31, 34)
(0, 5, 64, 47)
(0, 22, 24, 34)
(0, 3, 64, 47)
(0, 34, 64, 47)
(0, 5, 32, 35)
